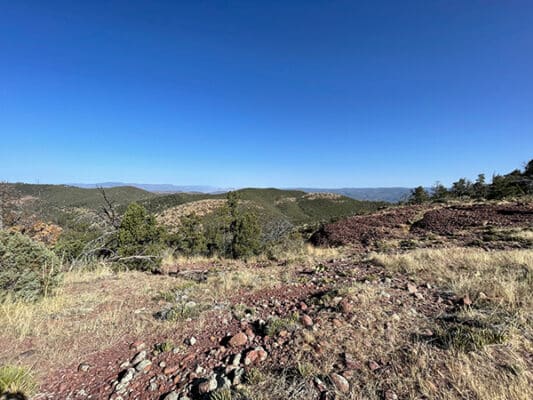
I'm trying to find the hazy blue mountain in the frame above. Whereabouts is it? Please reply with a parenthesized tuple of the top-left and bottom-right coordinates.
(295, 187, 412, 203)
(71, 182, 226, 193)
(69, 183, 411, 202)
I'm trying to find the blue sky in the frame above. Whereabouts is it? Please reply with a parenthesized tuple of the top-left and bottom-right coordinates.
(1, 1, 532, 188)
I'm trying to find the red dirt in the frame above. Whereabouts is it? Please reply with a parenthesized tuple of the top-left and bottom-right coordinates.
(311, 202, 533, 248)
(35, 259, 452, 400)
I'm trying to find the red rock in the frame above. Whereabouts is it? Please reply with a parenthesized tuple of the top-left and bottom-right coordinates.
(339, 299, 353, 314)
(229, 332, 248, 347)
(300, 302, 308, 311)
(368, 360, 381, 371)
(462, 294, 472, 306)
(301, 314, 313, 327)
(130, 341, 145, 351)
(163, 365, 179, 375)
(245, 327, 255, 340)
(180, 354, 195, 366)
(330, 373, 350, 393)
(332, 318, 343, 328)
(244, 350, 259, 365)
(343, 353, 362, 370)
(407, 283, 417, 294)
(341, 370, 354, 379)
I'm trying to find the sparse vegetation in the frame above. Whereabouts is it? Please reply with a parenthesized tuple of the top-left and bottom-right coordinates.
(0, 365, 37, 397)
(0, 230, 62, 301)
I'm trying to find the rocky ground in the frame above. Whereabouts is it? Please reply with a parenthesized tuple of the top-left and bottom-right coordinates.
(2, 201, 532, 400)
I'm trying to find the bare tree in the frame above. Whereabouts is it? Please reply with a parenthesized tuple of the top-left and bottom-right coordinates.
(97, 187, 121, 229)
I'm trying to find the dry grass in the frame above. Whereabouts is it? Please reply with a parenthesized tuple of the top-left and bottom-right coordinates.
(371, 247, 533, 310)
(0, 265, 179, 376)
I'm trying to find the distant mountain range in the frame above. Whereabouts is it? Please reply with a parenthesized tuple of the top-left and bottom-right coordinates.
(71, 182, 228, 194)
(70, 183, 412, 203)
(295, 188, 412, 203)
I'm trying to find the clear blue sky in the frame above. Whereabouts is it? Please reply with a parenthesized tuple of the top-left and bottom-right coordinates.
(1, 1, 532, 188)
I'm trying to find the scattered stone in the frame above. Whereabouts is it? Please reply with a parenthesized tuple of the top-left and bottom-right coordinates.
(135, 359, 152, 373)
(343, 353, 361, 370)
(385, 389, 398, 400)
(301, 314, 313, 327)
(228, 332, 248, 347)
(313, 377, 326, 392)
(198, 374, 218, 394)
(330, 373, 350, 393)
(131, 350, 146, 365)
(462, 294, 472, 306)
(244, 349, 259, 365)
(332, 318, 343, 328)
(232, 368, 244, 385)
(164, 364, 179, 375)
(188, 336, 197, 346)
(368, 360, 381, 371)
(162, 391, 179, 400)
(130, 341, 145, 351)
(407, 283, 417, 294)
(118, 368, 136, 385)
(339, 299, 353, 314)
(232, 352, 242, 366)
(78, 363, 90, 372)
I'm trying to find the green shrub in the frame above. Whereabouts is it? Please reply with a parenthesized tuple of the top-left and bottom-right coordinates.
(0, 231, 62, 301)
(0, 365, 37, 396)
(117, 203, 165, 271)
(209, 388, 232, 400)
(434, 319, 507, 352)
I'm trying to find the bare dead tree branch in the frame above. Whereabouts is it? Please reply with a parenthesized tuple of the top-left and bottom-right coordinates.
(97, 187, 121, 229)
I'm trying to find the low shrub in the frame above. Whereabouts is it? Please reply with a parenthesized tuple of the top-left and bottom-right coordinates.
(0, 365, 37, 396)
(0, 231, 62, 301)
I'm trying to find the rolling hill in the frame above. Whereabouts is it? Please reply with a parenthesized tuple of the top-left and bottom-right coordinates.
(143, 188, 387, 229)
(6, 183, 387, 229)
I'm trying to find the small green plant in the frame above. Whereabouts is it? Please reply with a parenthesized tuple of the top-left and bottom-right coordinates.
(209, 388, 232, 400)
(296, 361, 317, 378)
(156, 302, 209, 322)
(434, 322, 507, 352)
(231, 303, 255, 320)
(245, 368, 265, 385)
(314, 263, 327, 273)
(265, 312, 300, 336)
(0, 365, 37, 396)
(154, 341, 174, 353)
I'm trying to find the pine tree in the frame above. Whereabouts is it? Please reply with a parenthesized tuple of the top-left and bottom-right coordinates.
(175, 213, 207, 256)
(225, 191, 261, 259)
(408, 186, 429, 204)
(472, 174, 488, 199)
(118, 203, 165, 270)
(431, 182, 448, 201)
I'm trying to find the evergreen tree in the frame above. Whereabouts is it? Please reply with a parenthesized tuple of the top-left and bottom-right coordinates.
(174, 213, 207, 256)
(408, 186, 430, 204)
(450, 178, 473, 198)
(231, 212, 261, 259)
(118, 203, 165, 270)
(225, 191, 261, 259)
(472, 174, 488, 199)
(431, 182, 448, 201)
